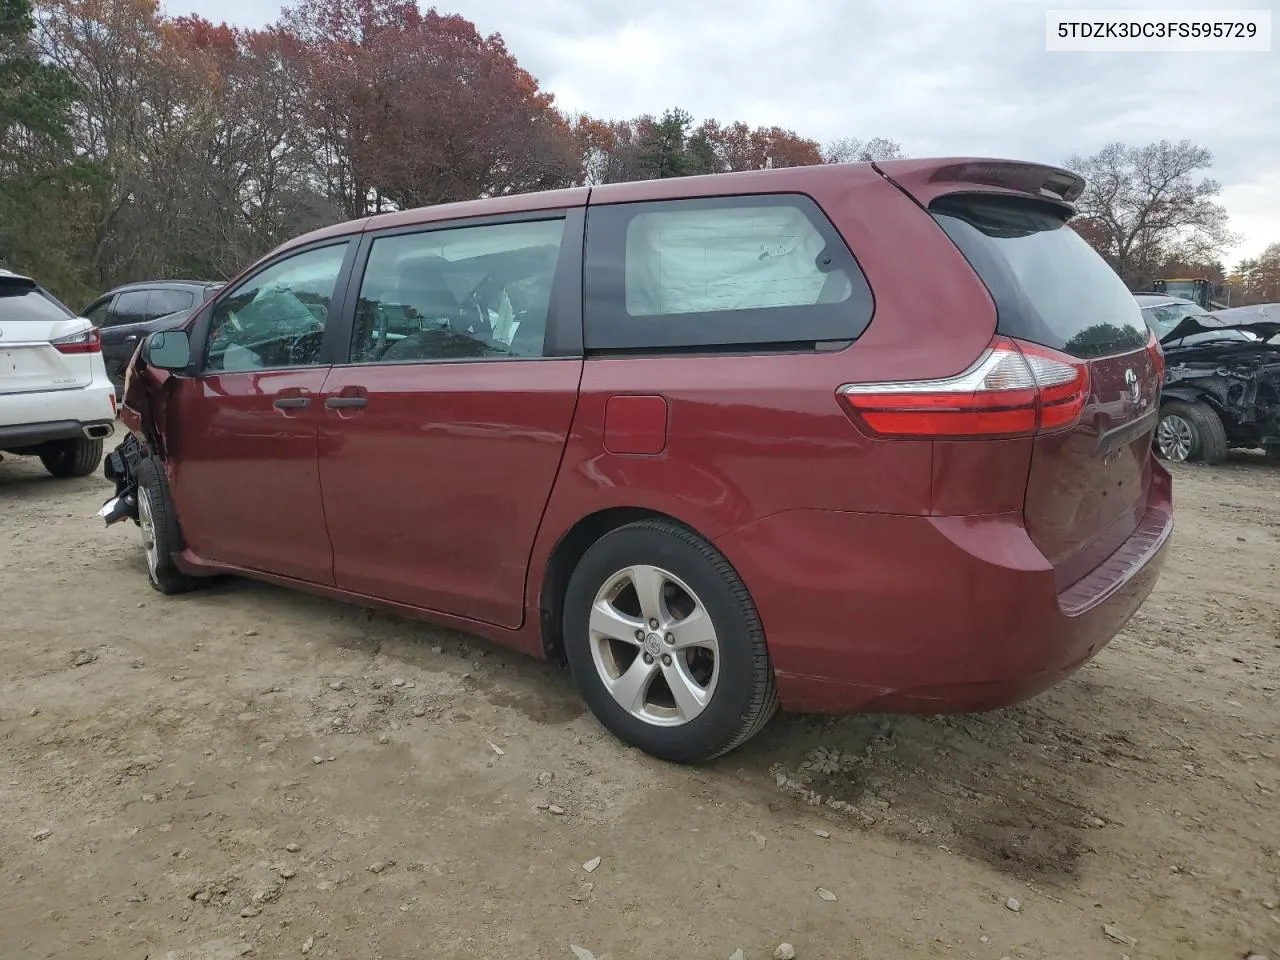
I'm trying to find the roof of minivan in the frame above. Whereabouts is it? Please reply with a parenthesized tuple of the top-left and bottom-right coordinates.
(275, 185, 593, 256)
(274, 162, 895, 256)
(273, 156, 1079, 257)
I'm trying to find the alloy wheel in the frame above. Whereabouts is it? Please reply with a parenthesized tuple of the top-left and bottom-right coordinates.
(587, 565, 720, 727)
(137, 487, 160, 582)
(1156, 413, 1195, 462)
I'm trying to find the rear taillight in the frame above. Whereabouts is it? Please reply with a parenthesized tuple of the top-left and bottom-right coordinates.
(837, 336, 1089, 439)
(51, 327, 102, 354)
(1147, 331, 1165, 383)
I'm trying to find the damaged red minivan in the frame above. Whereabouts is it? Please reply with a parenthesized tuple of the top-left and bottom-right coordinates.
(101, 158, 1173, 762)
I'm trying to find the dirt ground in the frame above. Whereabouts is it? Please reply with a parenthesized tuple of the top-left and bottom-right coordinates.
(1, 451, 1277, 960)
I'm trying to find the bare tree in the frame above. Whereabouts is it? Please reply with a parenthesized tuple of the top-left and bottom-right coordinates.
(823, 136, 904, 164)
(1066, 140, 1238, 287)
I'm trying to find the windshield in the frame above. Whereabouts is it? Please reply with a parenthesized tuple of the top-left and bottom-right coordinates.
(1140, 302, 1210, 338)
(1159, 281, 1201, 301)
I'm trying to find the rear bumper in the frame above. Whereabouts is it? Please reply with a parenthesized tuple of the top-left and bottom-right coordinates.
(0, 383, 116, 449)
(714, 461, 1173, 714)
(0, 418, 116, 449)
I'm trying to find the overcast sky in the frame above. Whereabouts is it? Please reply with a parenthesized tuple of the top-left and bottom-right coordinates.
(169, 0, 1278, 265)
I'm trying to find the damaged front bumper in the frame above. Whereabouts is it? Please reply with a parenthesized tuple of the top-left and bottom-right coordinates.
(1159, 317, 1280, 450)
(98, 433, 148, 526)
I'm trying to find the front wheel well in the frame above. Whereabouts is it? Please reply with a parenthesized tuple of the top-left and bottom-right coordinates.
(1161, 390, 1222, 414)
(538, 507, 686, 664)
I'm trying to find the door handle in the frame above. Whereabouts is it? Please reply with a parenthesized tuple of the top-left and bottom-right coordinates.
(274, 397, 311, 410)
(325, 396, 368, 410)
(125, 335, 138, 342)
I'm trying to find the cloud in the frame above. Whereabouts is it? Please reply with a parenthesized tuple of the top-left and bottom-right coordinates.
(166, 0, 1279, 263)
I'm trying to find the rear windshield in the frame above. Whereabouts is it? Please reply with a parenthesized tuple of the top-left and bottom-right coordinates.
(931, 194, 1149, 360)
(0, 279, 74, 323)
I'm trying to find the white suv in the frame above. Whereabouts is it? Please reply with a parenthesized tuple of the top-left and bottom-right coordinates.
(1, 269, 116, 477)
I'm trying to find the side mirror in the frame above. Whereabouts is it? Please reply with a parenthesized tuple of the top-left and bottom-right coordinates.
(145, 330, 191, 371)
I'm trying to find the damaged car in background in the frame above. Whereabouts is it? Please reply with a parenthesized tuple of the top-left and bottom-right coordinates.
(1135, 293, 1280, 464)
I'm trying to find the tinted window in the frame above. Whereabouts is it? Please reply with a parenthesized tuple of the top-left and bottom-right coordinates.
(1159, 281, 1201, 301)
(84, 297, 113, 326)
(0, 282, 72, 322)
(350, 218, 565, 364)
(584, 194, 873, 351)
(205, 243, 349, 373)
(931, 195, 1149, 360)
(112, 290, 151, 326)
(148, 289, 195, 319)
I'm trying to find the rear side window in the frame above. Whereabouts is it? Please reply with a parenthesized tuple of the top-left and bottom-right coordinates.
(148, 288, 195, 318)
(931, 194, 1149, 360)
(85, 297, 113, 326)
(0, 279, 73, 322)
(112, 290, 151, 326)
(584, 194, 873, 351)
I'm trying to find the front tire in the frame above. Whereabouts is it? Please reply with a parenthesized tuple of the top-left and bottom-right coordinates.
(1156, 401, 1228, 465)
(135, 457, 197, 594)
(40, 437, 103, 478)
(562, 520, 778, 763)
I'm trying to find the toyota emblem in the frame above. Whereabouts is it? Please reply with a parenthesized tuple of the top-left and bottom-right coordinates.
(1124, 368, 1139, 403)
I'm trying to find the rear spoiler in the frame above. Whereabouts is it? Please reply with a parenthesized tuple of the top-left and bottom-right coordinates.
(0, 272, 38, 290)
(873, 158, 1085, 212)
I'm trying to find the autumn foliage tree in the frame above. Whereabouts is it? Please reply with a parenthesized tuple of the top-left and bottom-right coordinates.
(569, 108, 844, 184)
(1227, 242, 1280, 305)
(0, 0, 83, 293)
(281, 0, 579, 216)
(8, 0, 910, 304)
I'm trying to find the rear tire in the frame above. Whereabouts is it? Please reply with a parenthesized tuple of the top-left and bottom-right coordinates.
(562, 519, 778, 763)
(1157, 401, 1228, 465)
(39, 438, 103, 478)
(135, 457, 197, 594)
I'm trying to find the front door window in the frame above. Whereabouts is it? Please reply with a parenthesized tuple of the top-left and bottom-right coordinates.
(205, 244, 350, 373)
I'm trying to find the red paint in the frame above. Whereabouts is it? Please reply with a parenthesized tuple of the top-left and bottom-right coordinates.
(123, 157, 1173, 717)
(316, 360, 581, 628)
(715, 464, 1170, 713)
(1022, 344, 1162, 591)
(167, 370, 334, 584)
(603, 395, 668, 455)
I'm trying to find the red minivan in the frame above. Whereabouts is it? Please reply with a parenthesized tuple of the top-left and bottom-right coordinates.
(102, 158, 1173, 762)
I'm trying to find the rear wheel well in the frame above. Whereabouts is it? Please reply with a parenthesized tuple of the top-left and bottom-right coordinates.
(539, 507, 677, 663)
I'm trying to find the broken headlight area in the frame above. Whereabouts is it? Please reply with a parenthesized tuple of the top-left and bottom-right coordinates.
(1163, 332, 1280, 448)
(98, 433, 149, 526)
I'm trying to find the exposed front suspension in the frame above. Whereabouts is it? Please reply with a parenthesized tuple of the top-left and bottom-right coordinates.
(98, 433, 149, 526)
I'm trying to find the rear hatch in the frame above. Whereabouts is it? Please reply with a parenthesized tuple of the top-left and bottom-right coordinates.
(926, 191, 1160, 589)
(0, 274, 97, 395)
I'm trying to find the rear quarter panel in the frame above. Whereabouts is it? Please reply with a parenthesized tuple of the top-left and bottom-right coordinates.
(524, 167, 1003, 624)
